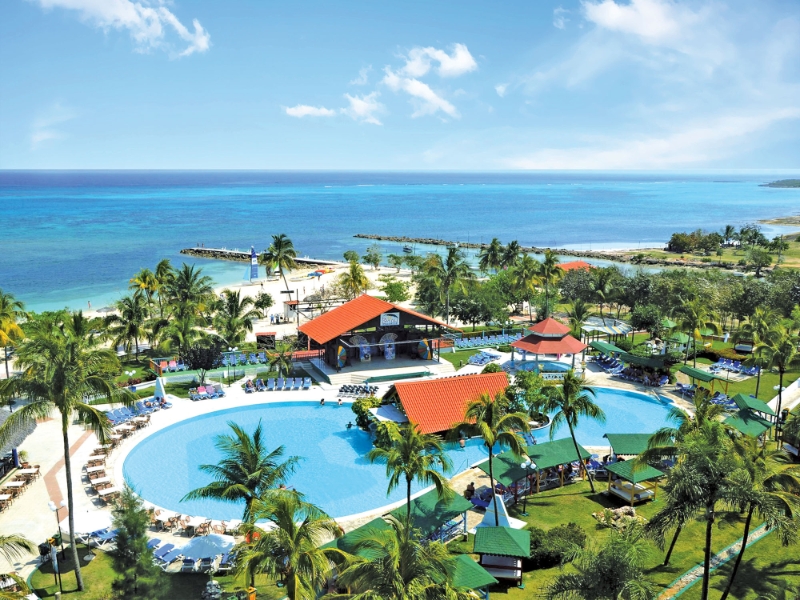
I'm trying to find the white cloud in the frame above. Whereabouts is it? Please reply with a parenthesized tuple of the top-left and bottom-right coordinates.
(581, 0, 699, 46)
(495, 83, 508, 97)
(284, 105, 337, 118)
(31, 0, 210, 57)
(342, 92, 384, 125)
(382, 68, 459, 118)
(553, 7, 569, 29)
(350, 66, 372, 85)
(505, 107, 800, 169)
(399, 43, 477, 78)
(30, 103, 76, 150)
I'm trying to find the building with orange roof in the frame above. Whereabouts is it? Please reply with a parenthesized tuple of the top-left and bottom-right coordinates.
(298, 294, 458, 374)
(559, 260, 594, 272)
(385, 372, 510, 434)
(511, 317, 587, 358)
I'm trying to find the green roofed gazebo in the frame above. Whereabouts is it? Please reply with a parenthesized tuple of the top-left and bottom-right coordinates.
(661, 318, 677, 329)
(604, 433, 653, 457)
(605, 460, 664, 506)
(322, 517, 391, 559)
(731, 393, 776, 417)
(389, 488, 473, 541)
(669, 332, 689, 344)
(679, 364, 730, 393)
(620, 353, 666, 369)
(452, 554, 498, 599)
(473, 526, 530, 585)
(724, 409, 772, 438)
(590, 340, 624, 355)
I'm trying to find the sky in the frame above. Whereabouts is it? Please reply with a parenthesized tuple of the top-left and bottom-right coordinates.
(1, 0, 799, 170)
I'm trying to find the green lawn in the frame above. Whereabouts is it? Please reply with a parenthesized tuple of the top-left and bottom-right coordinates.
(30, 544, 286, 600)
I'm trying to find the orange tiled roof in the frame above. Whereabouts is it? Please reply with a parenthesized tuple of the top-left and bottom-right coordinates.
(528, 317, 571, 336)
(511, 334, 587, 355)
(394, 372, 509, 434)
(298, 294, 454, 344)
(560, 260, 594, 272)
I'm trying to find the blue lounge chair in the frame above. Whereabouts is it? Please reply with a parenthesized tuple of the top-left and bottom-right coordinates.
(303, 377, 311, 390)
(89, 528, 119, 549)
(147, 538, 162, 550)
(158, 549, 183, 569)
(181, 558, 199, 572)
(256, 379, 266, 392)
(153, 543, 175, 562)
(215, 552, 234, 574)
(267, 378, 275, 391)
(470, 496, 490, 509)
(277, 377, 285, 390)
(198, 557, 214, 573)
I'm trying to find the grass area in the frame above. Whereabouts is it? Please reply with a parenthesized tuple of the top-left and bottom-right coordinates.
(622, 242, 800, 269)
(30, 544, 286, 600)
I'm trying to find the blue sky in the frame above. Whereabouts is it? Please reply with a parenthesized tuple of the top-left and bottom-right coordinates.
(1, 0, 799, 170)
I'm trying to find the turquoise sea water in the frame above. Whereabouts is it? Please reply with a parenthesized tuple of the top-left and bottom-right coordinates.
(1, 170, 799, 312)
(123, 390, 672, 519)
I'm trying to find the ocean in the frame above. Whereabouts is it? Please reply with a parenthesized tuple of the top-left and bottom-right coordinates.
(1, 170, 799, 313)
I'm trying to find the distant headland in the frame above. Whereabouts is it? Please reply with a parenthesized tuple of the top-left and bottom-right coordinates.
(762, 179, 800, 188)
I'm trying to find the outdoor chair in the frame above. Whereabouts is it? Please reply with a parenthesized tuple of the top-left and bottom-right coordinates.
(267, 378, 275, 391)
(303, 377, 311, 390)
(181, 558, 199, 572)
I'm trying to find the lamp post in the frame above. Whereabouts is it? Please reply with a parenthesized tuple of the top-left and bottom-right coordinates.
(227, 347, 238, 387)
(47, 500, 67, 593)
(519, 460, 536, 517)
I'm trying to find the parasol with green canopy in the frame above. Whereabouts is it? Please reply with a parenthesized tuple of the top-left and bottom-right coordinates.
(731, 393, 776, 417)
(679, 364, 730, 393)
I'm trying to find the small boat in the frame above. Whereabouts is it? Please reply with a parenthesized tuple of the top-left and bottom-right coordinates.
(402, 245, 413, 253)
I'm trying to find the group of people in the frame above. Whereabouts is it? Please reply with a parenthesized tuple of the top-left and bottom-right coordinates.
(269, 314, 287, 324)
(245, 378, 266, 392)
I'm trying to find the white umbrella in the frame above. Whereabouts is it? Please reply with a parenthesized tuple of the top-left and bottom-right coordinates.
(60, 510, 113, 535)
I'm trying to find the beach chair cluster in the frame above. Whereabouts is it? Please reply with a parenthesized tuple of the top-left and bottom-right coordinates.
(709, 359, 759, 377)
(221, 352, 268, 367)
(83, 454, 121, 504)
(337, 384, 378, 398)
(148, 517, 239, 573)
(613, 368, 669, 387)
(467, 351, 496, 366)
(675, 382, 697, 398)
(105, 400, 160, 428)
(245, 377, 312, 393)
(709, 391, 736, 409)
(596, 353, 623, 373)
(157, 359, 188, 373)
(454, 332, 522, 349)
(189, 383, 226, 401)
(0, 465, 40, 511)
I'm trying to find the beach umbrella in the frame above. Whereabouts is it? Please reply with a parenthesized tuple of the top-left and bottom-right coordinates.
(179, 534, 235, 559)
(337, 345, 347, 368)
(418, 339, 431, 360)
(154, 377, 167, 401)
(60, 510, 112, 535)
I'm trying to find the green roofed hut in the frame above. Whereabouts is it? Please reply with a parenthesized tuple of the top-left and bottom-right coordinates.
(679, 364, 731, 394)
(619, 353, 666, 369)
(452, 554, 498, 600)
(731, 393, 776, 418)
(473, 526, 530, 586)
(590, 340, 625, 355)
(321, 517, 391, 559)
(605, 460, 664, 506)
(724, 409, 773, 438)
(389, 488, 473, 543)
(603, 433, 653, 457)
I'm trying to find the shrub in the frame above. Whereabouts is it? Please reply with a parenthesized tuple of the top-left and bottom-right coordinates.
(528, 522, 587, 569)
(497, 344, 513, 353)
(352, 396, 381, 430)
(699, 347, 747, 362)
(614, 338, 633, 352)
(482, 363, 503, 374)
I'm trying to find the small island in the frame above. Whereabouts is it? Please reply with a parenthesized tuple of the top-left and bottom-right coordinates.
(762, 179, 800, 188)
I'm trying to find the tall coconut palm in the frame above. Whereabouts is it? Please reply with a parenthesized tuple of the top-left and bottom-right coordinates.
(677, 298, 720, 367)
(501, 240, 522, 270)
(182, 420, 300, 523)
(537, 249, 563, 319)
(722, 224, 737, 246)
(0, 312, 131, 591)
(367, 423, 453, 524)
(513, 254, 540, 322)
(478, 238, 503, 274)
(334, 515, 476, 600)
(422, 247, 474, 325)
(0, 534, 34, 600)
(535, 370, 605, 493)
(235, 491, 344, 595)
(590, 268, 615, 323)
(0, 289, 25, 380)
(105, 292, 149, 361)
(451, 392, 529, 525)
(161, 312, 207, 355)
(735, 306, 778, 397)
(338, 261, 370, 300)
(719, 441, 800, 600)
(129, 268, 158, 310)
(566, 299, 592, 340)
(267, 340, 295, 379)
(165, 263, 214, 318)
(154, 259, 175, 318)
(213, 289, 261, 346)
(756, 326, 800, 430)
(262, 234, 298, 292)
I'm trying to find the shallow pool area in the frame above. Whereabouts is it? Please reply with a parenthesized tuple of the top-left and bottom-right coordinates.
(123, 389, 673, 520)
(512, 360, 572, 373)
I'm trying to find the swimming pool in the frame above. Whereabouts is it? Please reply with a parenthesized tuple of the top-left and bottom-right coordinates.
(514, 360, 571, 373)
(123, 389, 673, 520)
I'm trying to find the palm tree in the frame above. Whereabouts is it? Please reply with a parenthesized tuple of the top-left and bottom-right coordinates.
(590, 268, 614, 323)
(478, 238, 503, 274)
(334, 515, 476, 600)
(722, 224, 737, 246)
(262, 234, 298, 292)
(154, 259, 175, 317)
(0, 533, 34, 600)
(535, 371, 605, 493)
(267, 340, 295, 379)
(129, 268, 159, 310)
(451, 392, 529, 525)
(756, 326, 800, 430)
(235, 491, 343, 595)
(0, 289, 25, 380)
(546, 523, 658, 600)
(105, 292, 149, 361)
(338, 261, 370, 300)
(677, 297, 720, 367)
(735, 306, 777, 397)
(182, 420, 300, 523)
(513, 254, 540, 322)
(213, 289, 261, 346)
(501, 240, 522, 270)
(537, 249, 563, 319)
(367, 423, 453, 524)
(165, 263, 214, 318)
(566, 299, 592, 340)
(161, 312, 207, 355)
(719, 440, 800, 600)
(422, 247, 474, 325)
(0, 312, 130, 591)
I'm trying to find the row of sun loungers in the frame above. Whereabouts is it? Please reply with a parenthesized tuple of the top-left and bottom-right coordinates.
(468, 351, 497, 366)
(245, 377, 312, 393)
(613, 368, 669, 387)
(105, 400, 162, 425)
(710, 359, 760, 376)
(337, 384, 378, 397)
(454, 333, 522, 349)
(157, 359, 188, 372)
(189, 384, 226, 400)
(221, 352, 268, 366)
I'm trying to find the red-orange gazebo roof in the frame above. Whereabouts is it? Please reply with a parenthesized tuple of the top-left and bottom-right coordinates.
(528, 317, 571, 337)
(559, 260, 594, 272)
(511, 335, 587, 355)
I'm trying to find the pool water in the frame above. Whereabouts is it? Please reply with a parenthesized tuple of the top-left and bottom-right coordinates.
(123, 402, 491, 520)
(124, 389, 673, 520)
(514, 360, 571, 373)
